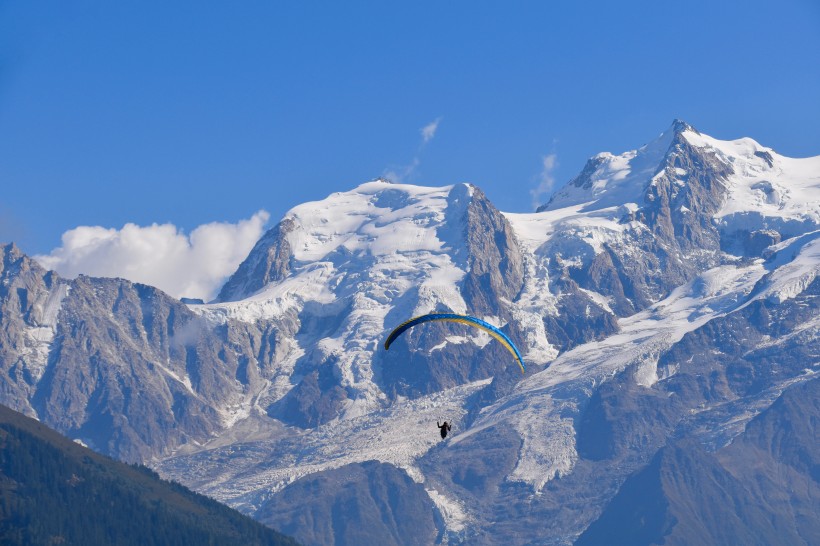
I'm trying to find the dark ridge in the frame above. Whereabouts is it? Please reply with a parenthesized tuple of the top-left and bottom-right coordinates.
(0, 403, 299, 546)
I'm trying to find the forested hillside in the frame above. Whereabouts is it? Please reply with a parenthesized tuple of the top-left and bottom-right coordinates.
(0, 404, 298, 546)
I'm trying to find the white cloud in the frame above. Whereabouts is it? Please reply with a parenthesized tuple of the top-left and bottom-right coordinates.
(530, 153, 558, 209)
(421, 117, 441, 144)
(35, 211, 269, 302)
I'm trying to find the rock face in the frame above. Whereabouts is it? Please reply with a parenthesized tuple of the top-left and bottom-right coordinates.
(1, 121, 819, 545)
(458, 186, 525, 314)
(217, 218, 296, 303)
(641, 121, 731, 255)
(32, 275, 227, 461)
(256, 461, 438, 546)
(0, 243, 67, 416)
(576, 378, 820, 546)
(575, 273, 820, 464)
(1, 243, 286, 461)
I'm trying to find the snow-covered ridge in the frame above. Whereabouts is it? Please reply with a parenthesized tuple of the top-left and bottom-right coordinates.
(285, 180, 460, 261)
(752, 230, 820, 305)
(540, 121, 682, 212)
(540, 122, 819, 234)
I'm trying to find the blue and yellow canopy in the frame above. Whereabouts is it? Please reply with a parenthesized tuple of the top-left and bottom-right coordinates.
(384, 313, 525, 374)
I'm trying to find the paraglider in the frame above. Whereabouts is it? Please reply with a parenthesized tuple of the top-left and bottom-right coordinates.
(383, 313, 526, 374)
(437, 420, 452, 439)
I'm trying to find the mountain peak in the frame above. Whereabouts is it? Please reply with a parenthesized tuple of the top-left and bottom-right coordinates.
(635, 119, 700, 159)
(1, 241, 49, 280)
(1, 242, 23, 260)
(216, 181, 475, 302)
(671, 118, 697, 136)
(539, 120, 717, 213)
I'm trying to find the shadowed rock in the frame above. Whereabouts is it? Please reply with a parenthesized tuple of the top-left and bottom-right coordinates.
(256, 461, 438, 546)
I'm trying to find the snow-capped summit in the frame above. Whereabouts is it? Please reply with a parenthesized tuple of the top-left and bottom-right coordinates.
(540, 119, 694, 212)
(541, 119, 819, 235)
(219, 181, 466, 304)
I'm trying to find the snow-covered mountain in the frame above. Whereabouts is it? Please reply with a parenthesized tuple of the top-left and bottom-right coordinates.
(1, 121, 818, 545)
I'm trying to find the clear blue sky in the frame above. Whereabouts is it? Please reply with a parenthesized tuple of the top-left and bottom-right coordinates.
(2, 0, 819, 255)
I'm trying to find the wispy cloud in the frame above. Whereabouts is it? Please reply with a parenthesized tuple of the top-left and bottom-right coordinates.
(34, 211, 269, 301)
(421, 117, 441, 145)
(382, 158, 420, 185)
(530, 153, 559, 209)
(383, 118, 442, 183)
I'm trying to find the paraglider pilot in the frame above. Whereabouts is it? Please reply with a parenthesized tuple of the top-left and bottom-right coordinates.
(437, 420, 452, 440)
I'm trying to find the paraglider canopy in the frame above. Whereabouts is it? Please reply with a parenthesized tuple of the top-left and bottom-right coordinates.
(384, 313, 525, 374)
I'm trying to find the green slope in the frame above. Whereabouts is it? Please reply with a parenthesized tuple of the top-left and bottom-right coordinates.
(0, 404, 299, 546)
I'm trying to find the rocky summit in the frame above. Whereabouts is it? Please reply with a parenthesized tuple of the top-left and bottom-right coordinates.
(1, 121, 818, 545)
